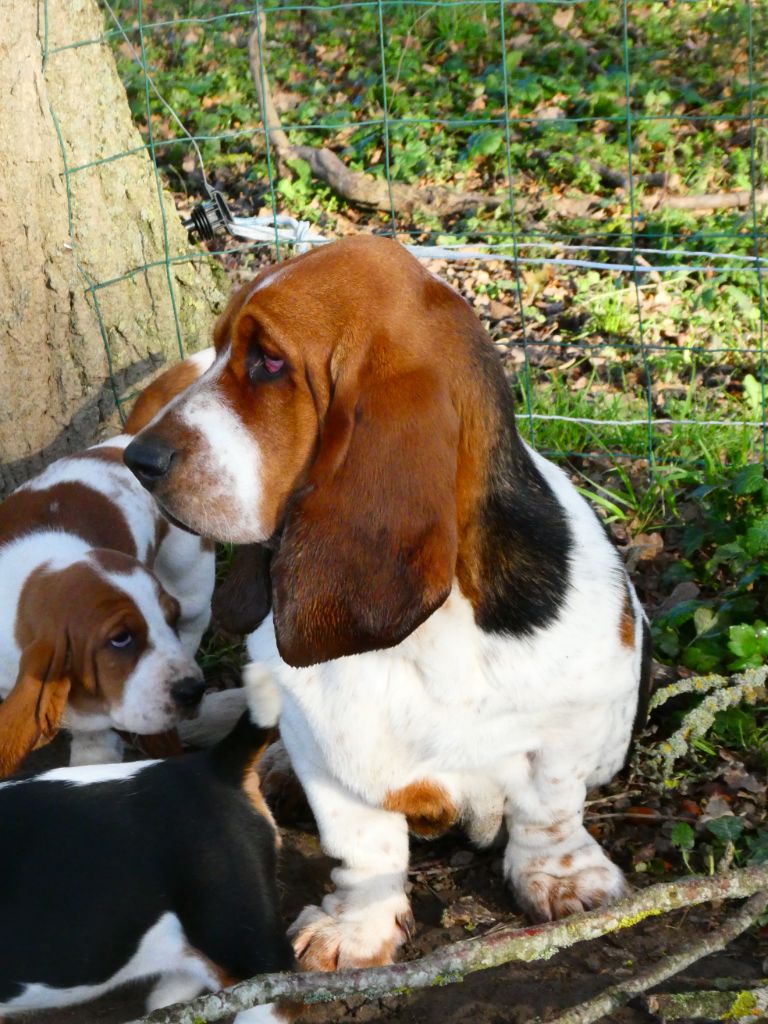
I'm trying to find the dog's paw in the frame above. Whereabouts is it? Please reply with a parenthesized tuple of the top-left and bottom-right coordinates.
(289, 898, 414, 971)
(506, 835, 627, 922)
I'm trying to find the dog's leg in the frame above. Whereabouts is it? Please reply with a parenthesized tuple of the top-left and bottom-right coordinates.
(177, 688, 248, 748)
(286, 759, 413, 971)
(502, 716, 628, 921)
(154, 531, 216, 656)
(68, 729, 124, 766)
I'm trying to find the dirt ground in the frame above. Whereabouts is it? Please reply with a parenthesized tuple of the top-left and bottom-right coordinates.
(16, 733, 766, 1024)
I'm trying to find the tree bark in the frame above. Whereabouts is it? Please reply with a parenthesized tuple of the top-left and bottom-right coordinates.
(0, 0, 225, 497)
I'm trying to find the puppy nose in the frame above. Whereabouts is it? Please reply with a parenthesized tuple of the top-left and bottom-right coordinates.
(124, 436, 176, 491)
(170, 677, 207, 709)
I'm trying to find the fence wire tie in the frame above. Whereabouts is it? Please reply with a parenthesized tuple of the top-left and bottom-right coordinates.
(184, 187, 324, 254)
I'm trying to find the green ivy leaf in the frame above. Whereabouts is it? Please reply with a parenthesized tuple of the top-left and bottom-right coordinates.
(746, 831, 768, 865)
(731, 464, 765, 496)
(693, 606, 717, 636)
(705, 816, 745, 842)
(670, 822, 695, 851)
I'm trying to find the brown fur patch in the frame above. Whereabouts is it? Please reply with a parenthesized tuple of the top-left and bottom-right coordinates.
(543, 820, 568, 841)
(124, 357, 207, 434)
(382, 779, 458, 838)
(0, 481, 136, 557)
(123, 729, 184, 758)
(620, 588, 635, 648)
(242, 731, 281, 844)
(0, 664, 70, 777)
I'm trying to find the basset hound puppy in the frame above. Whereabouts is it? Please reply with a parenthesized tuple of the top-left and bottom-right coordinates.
(0, 669, 295, 1022)
(125, 236, 651, 969)
(0, 349, 217, 776)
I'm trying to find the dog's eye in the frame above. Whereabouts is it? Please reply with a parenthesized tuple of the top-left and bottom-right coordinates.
(248, 348, 286, 383)
(108, 630, 134, 650)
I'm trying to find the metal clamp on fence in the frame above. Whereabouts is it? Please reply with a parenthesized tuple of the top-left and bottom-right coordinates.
(183, 188, 325, 255)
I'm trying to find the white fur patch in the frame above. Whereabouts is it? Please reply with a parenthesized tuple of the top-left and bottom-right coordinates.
(187, 347, 216, 373)
(0, 758, 156, 791)
(0, 913, 217, 1014)
(176, 387, 265, 542)
(68, 729, 125, 767)
(244, 664, 281, 727)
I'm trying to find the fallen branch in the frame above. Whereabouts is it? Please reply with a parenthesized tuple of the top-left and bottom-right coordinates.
(643, 189, 768, 212)
(247, 15, 502, 217)
(545, 188, 768, 222)
(130, 864, 768, 1024)
(645, 985, 768, 1021)
(540, 891, 768, 1024)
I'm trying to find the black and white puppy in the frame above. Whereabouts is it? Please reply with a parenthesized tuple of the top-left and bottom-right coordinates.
(0, 670, 294, 1023)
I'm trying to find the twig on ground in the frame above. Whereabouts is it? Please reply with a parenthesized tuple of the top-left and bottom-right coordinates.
(647, 667, 768, 776)
(584, 790, 641, 807)
(129, 865, 768, 1024)
(645, 985, 768, 1021)
(585, 811, 695, 823)
(542, 189, 768, 222)
(643, 189, 768, 211)
(539, 891, 768, 1024)
(247, 14, 503, 217)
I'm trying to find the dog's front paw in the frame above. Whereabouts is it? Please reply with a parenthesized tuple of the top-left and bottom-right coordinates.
(506, 834, 627, 922)
(289, 897, 414, 971)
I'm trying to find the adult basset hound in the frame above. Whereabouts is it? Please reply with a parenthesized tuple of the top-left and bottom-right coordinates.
(0, 669, 295, 1023)
(0, 349, 216, 776)
(125, 236, 651, 969)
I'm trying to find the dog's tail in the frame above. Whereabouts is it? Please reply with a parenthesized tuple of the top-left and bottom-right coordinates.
(207, 666, 281, 787)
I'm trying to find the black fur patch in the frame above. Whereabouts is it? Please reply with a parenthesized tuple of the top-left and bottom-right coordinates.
(632, 615, 653, 737)
(474, 357, 572, 637)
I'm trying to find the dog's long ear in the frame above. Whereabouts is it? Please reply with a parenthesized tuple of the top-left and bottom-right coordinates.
(212, 544, 273, 635)
(271, 365, 459, 667)
(0, 638, 71, 777)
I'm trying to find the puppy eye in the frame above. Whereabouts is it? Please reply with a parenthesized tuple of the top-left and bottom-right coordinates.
(248, 348, 286, 383)
(108, 630, 134, 650)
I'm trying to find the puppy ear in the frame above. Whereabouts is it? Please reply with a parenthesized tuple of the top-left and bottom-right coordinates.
(212, 544, 273, 635)
(271, 367, 459, 667)
(0, 639, 71, 777)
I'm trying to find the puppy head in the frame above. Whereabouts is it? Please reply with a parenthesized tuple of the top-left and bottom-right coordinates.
(0, 550, 204, 775)
(125, 237, 491, 665)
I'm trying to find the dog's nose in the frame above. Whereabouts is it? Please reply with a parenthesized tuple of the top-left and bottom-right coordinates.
(170, 677, 207, 709)
(124, 436, 176, 491)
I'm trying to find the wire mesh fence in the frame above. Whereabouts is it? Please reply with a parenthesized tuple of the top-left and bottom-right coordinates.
(44, 0, 768, 472)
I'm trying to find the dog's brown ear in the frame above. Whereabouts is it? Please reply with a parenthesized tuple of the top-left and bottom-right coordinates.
(0, 639, 71, 777)
(212, 544, 273, 635)
(271, 366, 459, 667)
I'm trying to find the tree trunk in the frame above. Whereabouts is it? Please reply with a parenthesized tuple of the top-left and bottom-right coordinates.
(0, 0, 226, 497)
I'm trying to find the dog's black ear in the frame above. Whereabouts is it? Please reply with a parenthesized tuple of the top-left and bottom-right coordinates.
(212, 544, 273, 635)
